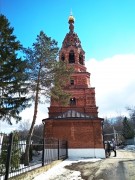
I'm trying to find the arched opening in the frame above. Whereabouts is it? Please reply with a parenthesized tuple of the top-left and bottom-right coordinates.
(70, 79, 74, 85)
(70, 97, 76, 105)
(69, 50, 75, 63)
(79, 53, 83, 65)
(61, 53, 65, 61)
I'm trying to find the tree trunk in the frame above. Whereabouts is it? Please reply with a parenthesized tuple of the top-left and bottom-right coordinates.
(24, 71, 40, 166)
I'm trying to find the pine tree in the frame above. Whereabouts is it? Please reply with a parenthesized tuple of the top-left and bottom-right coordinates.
(0, 14, 30, 124)
(10, 132, 21, 170)
(0, 132, 21, 173)
(126, 106, 135, 129)
(122, 117, 135, 139)
(23, 31, 72, 165)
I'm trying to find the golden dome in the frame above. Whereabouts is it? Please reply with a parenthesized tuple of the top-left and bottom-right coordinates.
(68, 15, 75, 23)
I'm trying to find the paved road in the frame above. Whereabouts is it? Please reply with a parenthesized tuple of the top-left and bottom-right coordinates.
(78, 150, 135, 180)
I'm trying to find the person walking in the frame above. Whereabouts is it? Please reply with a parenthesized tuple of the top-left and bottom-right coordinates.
(105, 141, 111, 158)
(112, 139, 117, 157)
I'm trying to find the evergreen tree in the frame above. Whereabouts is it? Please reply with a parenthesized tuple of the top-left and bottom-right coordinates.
(0, 14, 30, 124)
(23, 31, 72, 165)
(126, 106, 135, 129)
(0, 132, 21, 173)
(122, 117, 135, 139)
(10, 131, 21, 170)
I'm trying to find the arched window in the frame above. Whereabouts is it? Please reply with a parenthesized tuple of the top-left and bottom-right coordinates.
(69, 50, 75, 63)
(61, 53, 65, 61)
(70, 79, 74, 85)
(79, 53, 83, 65)
(70, 97, 76, 105)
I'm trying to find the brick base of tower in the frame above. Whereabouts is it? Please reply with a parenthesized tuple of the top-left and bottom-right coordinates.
(43, 118, 105, 158)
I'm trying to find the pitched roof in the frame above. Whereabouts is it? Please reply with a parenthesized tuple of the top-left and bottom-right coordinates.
(54, 110, 92, 119)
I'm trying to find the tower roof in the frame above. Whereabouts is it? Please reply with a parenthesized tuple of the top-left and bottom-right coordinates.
(61, 14, 83, 49)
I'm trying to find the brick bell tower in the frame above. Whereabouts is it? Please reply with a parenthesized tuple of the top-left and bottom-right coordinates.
(43, 14, 105, 158)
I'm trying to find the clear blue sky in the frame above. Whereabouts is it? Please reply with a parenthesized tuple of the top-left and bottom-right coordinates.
(1, 0, 135, 60)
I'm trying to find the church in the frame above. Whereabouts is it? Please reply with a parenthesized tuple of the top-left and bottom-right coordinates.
(42, 14, 105, 158)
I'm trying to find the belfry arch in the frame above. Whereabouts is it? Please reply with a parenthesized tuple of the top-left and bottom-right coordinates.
(61, 53, 65, 61)
(69, 50, 75, 63)
(79, 52, 83, 65)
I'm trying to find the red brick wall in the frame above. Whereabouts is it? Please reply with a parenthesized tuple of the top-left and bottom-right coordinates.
(44, 119, 104, 149)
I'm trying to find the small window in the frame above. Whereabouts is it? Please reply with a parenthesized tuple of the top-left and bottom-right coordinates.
(70, 79, 74, 85)
(70, 97, 76, 105)
(61, 53, 65, 61)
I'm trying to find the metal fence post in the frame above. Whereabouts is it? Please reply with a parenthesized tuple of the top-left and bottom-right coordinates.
(58, 139, 59, 160)
(5, 133, 13, 180)
(42, 138, 45, 166)
(66, 141, 68, 158)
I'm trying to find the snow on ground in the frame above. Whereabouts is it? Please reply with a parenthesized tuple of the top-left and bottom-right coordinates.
(34, 145, 135, 180)
(124, 144, 135, 151)
(34, 158, 101, 180)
